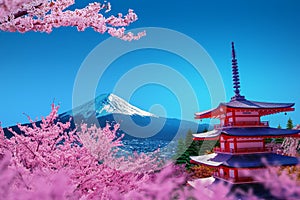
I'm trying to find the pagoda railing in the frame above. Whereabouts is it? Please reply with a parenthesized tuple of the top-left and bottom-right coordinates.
(260, 121, 269, 126)
(213, 173, 255, 183)
(213, 172, 228, 180)
(214, 147, 272, 154)
(235, 177, 255, 183)
(214, 121, 269, 129)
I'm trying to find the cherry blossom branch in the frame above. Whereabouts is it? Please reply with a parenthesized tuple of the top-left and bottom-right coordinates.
(0, 0, 145, 41)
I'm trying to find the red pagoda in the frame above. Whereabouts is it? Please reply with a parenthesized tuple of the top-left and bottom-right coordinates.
(190, 42, 300, 185)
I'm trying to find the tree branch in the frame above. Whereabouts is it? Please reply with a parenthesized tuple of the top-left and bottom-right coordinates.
(0, 3, 42, 24)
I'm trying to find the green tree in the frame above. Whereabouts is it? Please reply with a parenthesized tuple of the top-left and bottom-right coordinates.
(174, 129, 212, 169)
(278, 124, 282, 129)
(174, 130, 198, 168)
(174, 138, 187, 165)
(185, 129, 194, 148)
(185, 130, 198, 157)
(287, 118, 294, 129)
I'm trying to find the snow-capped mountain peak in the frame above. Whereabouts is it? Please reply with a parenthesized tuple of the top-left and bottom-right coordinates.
(95, 94, 156, 117)
(62, 93, 156, 119)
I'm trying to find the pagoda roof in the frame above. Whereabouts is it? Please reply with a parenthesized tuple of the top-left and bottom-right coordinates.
(193, 129, 221, 140)
(221, 99, 294, 109)
(193, 127, 300, 140)
(195, 99, 295, 119)
(190, 153, 300, 168)
(222, 127, 300, 137)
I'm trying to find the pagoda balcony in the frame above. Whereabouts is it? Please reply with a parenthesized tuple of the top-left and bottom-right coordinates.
(213, 147, 273, 154)
(214, 121, 269, 129)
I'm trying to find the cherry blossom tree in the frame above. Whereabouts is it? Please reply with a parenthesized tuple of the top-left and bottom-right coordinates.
(281, 137, 300, 156)
(0, 0, 145, 41)
(0, 103, 160, 199)
(280, 126, 300, 157)
(252, 166, 300, 200)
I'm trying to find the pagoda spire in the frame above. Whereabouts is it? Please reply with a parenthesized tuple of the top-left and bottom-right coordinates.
(231, 42, 245, 101)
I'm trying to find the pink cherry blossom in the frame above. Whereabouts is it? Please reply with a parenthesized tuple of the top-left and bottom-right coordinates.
(0, 0, 145, 40)
(0, 103, 160, 199)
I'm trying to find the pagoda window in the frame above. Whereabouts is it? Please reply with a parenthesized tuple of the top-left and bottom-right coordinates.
(221, 119, 225, 126)
(229, 117, 233, 122)
(227, 112, 232, 116)
(229, 169, 235, 178)
(221, 142, 225, 150)
(220, 168, 224, 176)
(230, 142, 234, 152)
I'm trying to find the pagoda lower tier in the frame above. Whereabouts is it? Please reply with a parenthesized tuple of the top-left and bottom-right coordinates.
(190, 152, 300, 184)
(190, 127, 300, 184)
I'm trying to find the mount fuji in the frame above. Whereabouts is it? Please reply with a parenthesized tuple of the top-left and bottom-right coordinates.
(59, 93, 207, 140)
(60, 93, 156, 119)
(4, 94, 208, 141)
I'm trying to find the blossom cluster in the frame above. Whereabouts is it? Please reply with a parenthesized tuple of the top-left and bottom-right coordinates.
(0, 103, 160, 199)
(0, 0, 145, 41)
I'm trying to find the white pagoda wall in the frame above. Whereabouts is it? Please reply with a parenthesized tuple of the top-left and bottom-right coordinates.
(235, 116, 260, 122)
(235, 111, 259, 116)
(236, 141, 263, 149)
(238, 168, 265, 178)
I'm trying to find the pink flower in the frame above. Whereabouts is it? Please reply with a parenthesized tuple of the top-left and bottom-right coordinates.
(0, 0, 145, 41)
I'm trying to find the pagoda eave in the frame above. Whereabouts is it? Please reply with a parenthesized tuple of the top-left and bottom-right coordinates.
(191, 158, 300, 169)
(193, 128, 300, 140)
(190, 159, 220, 167)
(192, 134, 300, 141)
(222, 133, 300, 139)
(220, 127, 300, 138)
(194, 108, 223, 119)
(193, 129, 221, 140)
(191, 153, 300, 168)
(193, 136, 220, 141)
(213, 176, 257, 185)
(195, 107, 295, 120)
(258, 107, 295, 116)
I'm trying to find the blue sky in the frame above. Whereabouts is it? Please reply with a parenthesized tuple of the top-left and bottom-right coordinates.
(0, 0, 300, 128)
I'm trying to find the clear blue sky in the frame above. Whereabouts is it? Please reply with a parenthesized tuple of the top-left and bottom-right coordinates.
(1, 0, 300, 128)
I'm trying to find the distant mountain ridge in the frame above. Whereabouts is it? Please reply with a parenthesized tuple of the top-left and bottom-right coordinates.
(3, 93, 208, 141)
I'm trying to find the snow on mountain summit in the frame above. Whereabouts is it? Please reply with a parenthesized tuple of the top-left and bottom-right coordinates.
(95, 94, 156, 117)
(63, 93, 156, 118)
